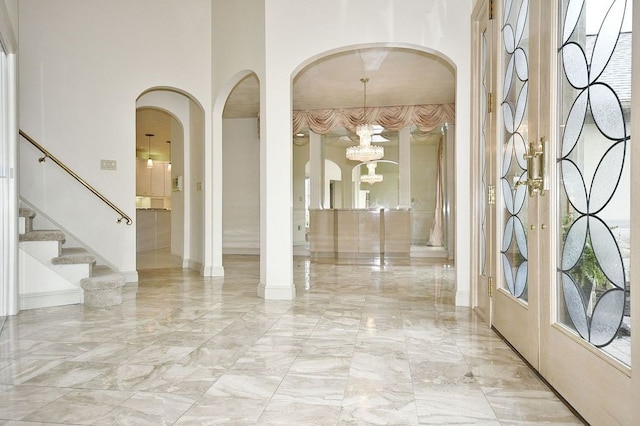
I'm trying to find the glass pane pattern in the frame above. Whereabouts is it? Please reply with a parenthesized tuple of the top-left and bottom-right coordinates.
(480, 30, 488, 276)
(500, 0, 529, 301)
(558, 0, 631, 365)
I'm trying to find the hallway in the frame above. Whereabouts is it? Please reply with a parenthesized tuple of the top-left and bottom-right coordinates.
(0, 256, 582, 424)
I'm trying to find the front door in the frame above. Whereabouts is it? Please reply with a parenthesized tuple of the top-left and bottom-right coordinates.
(537, 0, 633, 423)
(474, 0, 637, 423)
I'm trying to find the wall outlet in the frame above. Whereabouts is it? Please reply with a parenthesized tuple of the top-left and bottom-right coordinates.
(100, 159, 117, 170)
(196, 182, 202, 191)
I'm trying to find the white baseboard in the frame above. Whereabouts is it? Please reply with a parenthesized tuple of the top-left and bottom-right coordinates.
(257, 282, 296, 300)
(20, 289, 82, 310)
(200, 262, 224, 277)
(223, 248, 260, 255)
(120, 270, 139, 283)
(455, 290, 471, 307)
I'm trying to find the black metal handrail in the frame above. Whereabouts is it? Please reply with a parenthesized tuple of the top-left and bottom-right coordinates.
(19, 129, 132, 225)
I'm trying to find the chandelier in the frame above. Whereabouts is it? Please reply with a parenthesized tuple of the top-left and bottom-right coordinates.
(346, 78, 384, 162)
(360, 162, 383, 184)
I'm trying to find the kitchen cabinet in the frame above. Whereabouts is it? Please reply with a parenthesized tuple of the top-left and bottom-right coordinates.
(136, 159, 171, 197)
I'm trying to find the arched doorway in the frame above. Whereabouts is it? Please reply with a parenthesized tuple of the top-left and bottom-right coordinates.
(135, 89, 205, 270)
(216, 72, 261, 257)
(291, 45, 456, 260)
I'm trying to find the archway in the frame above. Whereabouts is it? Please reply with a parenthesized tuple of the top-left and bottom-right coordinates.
(136, 88, 205, 271)
(214, 71, 261, 257)
(291, 44, 456, 260)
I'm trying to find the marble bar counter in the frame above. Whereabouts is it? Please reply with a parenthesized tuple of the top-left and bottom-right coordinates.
(136, 208, 171, 251)
(309, 208, 410, 258)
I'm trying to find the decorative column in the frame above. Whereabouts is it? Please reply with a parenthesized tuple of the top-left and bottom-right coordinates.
(445, 123, 455, 260)
(309, 131, 323, 208)
(342, 165, 353, 208)
(398, 126, 411, 208)
(257, 72, 295, 300)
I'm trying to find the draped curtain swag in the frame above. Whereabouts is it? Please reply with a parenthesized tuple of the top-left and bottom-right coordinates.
(427, 136, 445, 247)
(293, 104, 455, 135)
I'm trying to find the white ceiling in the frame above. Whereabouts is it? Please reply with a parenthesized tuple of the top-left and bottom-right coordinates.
(138, 47, 456, 155)
(224, 47, 455, 117)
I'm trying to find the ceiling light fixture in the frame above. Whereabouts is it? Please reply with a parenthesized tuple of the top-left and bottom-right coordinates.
(346, 78, 384, 162)
(145, 133, 154, 168)
(360, 162, 383, 184)
(166, 140, 172, 172)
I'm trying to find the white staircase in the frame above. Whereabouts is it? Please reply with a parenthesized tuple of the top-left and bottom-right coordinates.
(18, 207, 125, 309)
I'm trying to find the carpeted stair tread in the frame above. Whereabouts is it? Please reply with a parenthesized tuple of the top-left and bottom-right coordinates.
(81, 267, 126, 307)
(19, 229, 66, 243)
(19, 208, 37, 233)
(19, 208, 36, 218)
(80, 272, 125, 290)
(52, 247, 96, 265)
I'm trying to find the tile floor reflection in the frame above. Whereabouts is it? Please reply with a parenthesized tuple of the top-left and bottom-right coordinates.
(0, 255, 584, 425)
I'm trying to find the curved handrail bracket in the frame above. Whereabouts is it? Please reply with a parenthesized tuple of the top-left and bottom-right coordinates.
(19, 129, 133, 225)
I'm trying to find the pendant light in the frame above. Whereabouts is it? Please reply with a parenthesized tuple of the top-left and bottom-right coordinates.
(145, 133, 154, 168)
(166, 140, 172, 172)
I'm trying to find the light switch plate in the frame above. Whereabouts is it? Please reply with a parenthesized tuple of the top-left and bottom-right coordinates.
(100, 159, 117, 170)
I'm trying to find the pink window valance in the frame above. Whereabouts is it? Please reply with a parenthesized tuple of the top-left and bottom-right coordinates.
(292, 103, 455, 134)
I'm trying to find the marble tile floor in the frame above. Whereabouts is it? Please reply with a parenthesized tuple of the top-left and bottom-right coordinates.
(0, 255, 584, 425)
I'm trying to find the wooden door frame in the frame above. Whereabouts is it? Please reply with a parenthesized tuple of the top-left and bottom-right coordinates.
(470, 0, 496, 325)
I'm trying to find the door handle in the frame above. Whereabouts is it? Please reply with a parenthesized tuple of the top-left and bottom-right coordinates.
(515, 137, 547, 197)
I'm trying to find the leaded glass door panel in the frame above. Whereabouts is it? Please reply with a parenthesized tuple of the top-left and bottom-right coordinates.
(536, 0, 634, 424)
(476, 0, 637, 422)
(491, 0, 540, 367)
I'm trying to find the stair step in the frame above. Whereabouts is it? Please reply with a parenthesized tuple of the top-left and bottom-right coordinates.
(51, 247, 96, 265)
(19, 229, 66, 243)
(81, 272, 125, 290)
(19, 208, 37, 233)
(19, 207, 36, 218)
(80, 270, 126, 308)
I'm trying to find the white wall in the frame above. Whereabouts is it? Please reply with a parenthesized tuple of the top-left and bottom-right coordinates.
(18, 0, 212, 278)
(210, 0, 265, 277)
(0, 0, 17, 50)
(222, 118, 260, 254)
(412, 140, 440, 244)
(292, 142, 309, 245)
(256, 0, 473, 302)
(135, 90, 203, 267)
(324, 161, 342, 208)
(209, 0, 473, 301)
(18, 0, 473, 303)
(189, 100, 204, 270)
